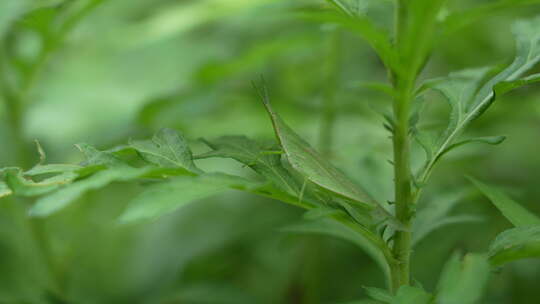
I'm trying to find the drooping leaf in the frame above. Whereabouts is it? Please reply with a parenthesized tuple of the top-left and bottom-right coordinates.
(197, 135, 300, 195)
(281, 218, 392, 284)
(392, 285, 432, 304)
(259, 85, 376, 209)
(436, 253, 490, 304)
(119, 173, 257, 223)
(469, 177, 540, 227)
(130, 128, 201, 174)
(29, 166, 183, 217)
(3, 167, 77, 197)
(488, 226, 540, 266)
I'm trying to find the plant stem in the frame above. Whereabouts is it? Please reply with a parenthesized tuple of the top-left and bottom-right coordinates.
(390, 0, 414, 293)
(390, 77, 414, 292)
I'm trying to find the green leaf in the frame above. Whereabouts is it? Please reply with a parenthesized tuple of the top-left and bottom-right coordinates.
(418, 17, 540, 184)
(488, 226, 540, 266)
(3, 167, 77, 197)
(119, 173, 255, 222)
(259, 85, 376, 209)
(299, 9, 396, 72)
(25, 164, 82, 176)
(197, 135, 300, 195)
(436, 253, 490, 304)
(364, 286, 392, 303)
(76, 143, 125, 166)
(282, 218, 392, 285)
(396, 0, 446, 78)
(494, 73, 540, 95)
(442, 135, 506, 157)
(130, 128, 201, 173)
(469, 177, 540, 227)
(29, 166, 173, 217)
(392, 285, 432, 304)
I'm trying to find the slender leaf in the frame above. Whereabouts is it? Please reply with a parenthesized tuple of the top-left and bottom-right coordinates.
(469, 177, 540, 227)
(495, 73, 540, 95)
(299, 9, 396, 72)
(488, 226, 540, 266)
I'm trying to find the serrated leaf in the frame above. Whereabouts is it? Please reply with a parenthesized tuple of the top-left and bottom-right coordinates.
(281, 218, 392, 284)
(3, 167, 77, 197)
(436, 253, 490, 304)
(197, 135, 300, 195)
(76, 143, 124, 166)
(364, 286, 392, 303)
(469, 177, 540, 227)
(119, 173, 256, 222)
(29, 166, 180, 217)
(392, 285, 432, 304)
(259, 86, 376, 209)
(418, 17, 540, 184)
(488, 226, 540, 266)
(130, 128, 201, 173)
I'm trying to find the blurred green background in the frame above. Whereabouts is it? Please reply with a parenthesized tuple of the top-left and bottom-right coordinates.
(1, 0, 540, 303)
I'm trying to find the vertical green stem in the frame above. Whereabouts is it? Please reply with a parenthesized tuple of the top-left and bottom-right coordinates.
(390, 77, 414, 292)
(390, 0, 414, 293)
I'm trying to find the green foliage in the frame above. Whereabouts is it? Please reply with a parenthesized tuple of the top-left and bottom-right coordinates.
(469, 177, 540, 227)
(259, 84, 376, 209)
(488, 226, 540, 266)
(436, 253, 490, 304)
(1, 0, 540, 302)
